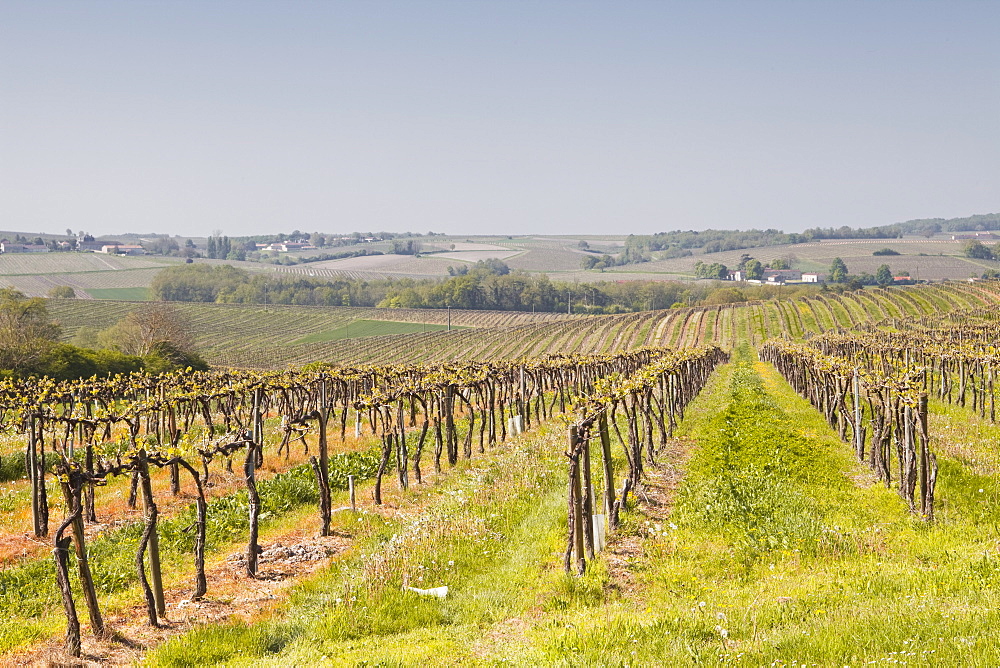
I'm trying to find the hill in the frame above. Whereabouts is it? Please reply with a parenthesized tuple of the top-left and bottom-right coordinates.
(44, 279, 1000, 368)
(3, 233, 1000, 304)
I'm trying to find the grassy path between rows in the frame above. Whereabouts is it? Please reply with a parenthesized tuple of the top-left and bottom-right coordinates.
(0, 449, 380, 658)
(526, 349, 1000, 666)
(144, 349, 1000, 665)
(148, 421, 577, 666)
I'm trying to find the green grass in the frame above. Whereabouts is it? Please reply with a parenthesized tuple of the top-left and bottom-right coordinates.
(147, 421, 577, 666)
(516, 348, 1000, 665)
(85, 287, 150, 300)
(292, 319, 463, 344)
(0, 449, 382, 655)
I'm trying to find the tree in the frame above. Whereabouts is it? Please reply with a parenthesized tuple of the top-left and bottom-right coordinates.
(477, 258, 510, 276)
(829, 257, 848, 283)
(702, 287, 747, 305)
(963, 240, 995, 260)
(48, 286, 76, 299)
(693, 261, 728, 279)
(151, 263, 248, 302)
(143, 238, 180, 256)
(744, 259, 764, 281)
(391, 239, 422, 255)
(99, 304, 196, 358)
(875, 264, 894, 287)
(0, 288, 61, 374)
(920, 223, 941, 238)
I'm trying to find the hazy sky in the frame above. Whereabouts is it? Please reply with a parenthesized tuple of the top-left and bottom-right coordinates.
(2, 1, 998, 238)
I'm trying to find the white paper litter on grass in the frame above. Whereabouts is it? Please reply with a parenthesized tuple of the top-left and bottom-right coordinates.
(406, 585, 449, 598)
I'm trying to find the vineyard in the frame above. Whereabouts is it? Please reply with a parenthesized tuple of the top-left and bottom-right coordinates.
(43, 280, 1000, 369)
(7, 280, 1000, 664)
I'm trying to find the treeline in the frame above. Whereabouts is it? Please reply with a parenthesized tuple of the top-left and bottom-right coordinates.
(825, 257, 915, 288)
(963, 240, 1000, 261)
(2, 290, 207, 380)
(623, 229, 801, 262)
(150, 263, 818, 313)
(891, 212, 1000, 236)
(612, 212, 1000, 266)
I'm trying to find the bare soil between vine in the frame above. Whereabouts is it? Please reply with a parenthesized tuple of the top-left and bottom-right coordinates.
(10, 527, 349, 667)
(9, 467, 450, 667)
(605, 437, 694, 596)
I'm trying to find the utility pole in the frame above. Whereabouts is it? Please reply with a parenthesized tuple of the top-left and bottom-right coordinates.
(447, 305, 451, 331)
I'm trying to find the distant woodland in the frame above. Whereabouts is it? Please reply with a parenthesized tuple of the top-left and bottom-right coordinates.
(150, 263, 818, 313)
(614, 213, 1000, 265)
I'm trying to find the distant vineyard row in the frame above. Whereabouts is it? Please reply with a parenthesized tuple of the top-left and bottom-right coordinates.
(46, 281, 1000, 369)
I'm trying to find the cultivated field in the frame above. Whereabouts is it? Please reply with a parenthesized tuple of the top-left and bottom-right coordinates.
(607, 236, 1000, 280)
(2, 235, 996, 302)
(41, 280, 999, 369)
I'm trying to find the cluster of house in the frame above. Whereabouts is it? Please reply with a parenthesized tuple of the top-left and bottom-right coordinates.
(0, 240, 146, 255)
(950, 232, 999, 241)
(0, 242, 49, 253)
(727, 269, 823, 284)
(255, 236, 382, 252)
(255, 241, 317, 252)
(81, 241, 146, 255)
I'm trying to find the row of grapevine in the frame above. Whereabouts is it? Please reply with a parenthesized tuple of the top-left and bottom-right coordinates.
(42, 282, 1000, 371)
(1, 346, 679, 656)
(563, 346, 728, 574)
(760, 339, 938, 519)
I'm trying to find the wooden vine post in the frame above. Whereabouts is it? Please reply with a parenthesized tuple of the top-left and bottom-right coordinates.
(53, 504, 81, 656)
(246, 387, 263, 577)
(29, 414, 49, 538)
(58, 465, 104, 638)
(315, 377, 333, 536)
(598, 413, 617, 528)
(396, 400, 409, 491)
(136, 449, 165, 625)
(565, 425, 586, 575)
(853, 369, 864, 458)
(581, 430, 595, 560)
(918, 393, 937, 519)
